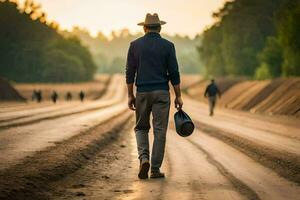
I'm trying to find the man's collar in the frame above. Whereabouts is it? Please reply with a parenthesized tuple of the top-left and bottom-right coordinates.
(145, 32, 161, 38)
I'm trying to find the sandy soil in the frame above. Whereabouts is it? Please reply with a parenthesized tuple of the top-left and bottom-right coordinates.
(0, 75, 299, 200)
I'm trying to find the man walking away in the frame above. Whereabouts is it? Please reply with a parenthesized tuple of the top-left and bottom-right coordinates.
(204, 79, 221, 116)
(51, 91, 58, 104)
(79, 91, 85, 102)
(126, 13, 183, 179)
(66, 92, 72, 101)
(32, 90, 37, 102)
(36, 90, 42, 103)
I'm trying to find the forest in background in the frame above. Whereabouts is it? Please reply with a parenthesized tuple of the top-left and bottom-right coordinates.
(1, 0, 299, 83)
(199, 0, 300, 79)
(62, 28, 202, 74)
(0, 0, 202, 84)
(0, 0, 97, 82)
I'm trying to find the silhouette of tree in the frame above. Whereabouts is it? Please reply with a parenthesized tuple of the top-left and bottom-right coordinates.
(0, 0, 96, 82)
(199, 0, 300, 78)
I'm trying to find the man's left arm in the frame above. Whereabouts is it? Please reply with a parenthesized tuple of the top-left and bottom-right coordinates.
(167, 44, 183, 109)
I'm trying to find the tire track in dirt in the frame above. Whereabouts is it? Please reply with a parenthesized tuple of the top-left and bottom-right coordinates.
(194, 121, 300, 185)
(0, 103, 81, 123)
(166, 126, 253, 200)
(0, 101, 118, 130)
(187, 139, 261, 200)
(0, 102, 54, 113)
(51, 122, 136, 200)
(106, 127, 249, 200)
(188, 128, 300, 200)
(0, 112, 133, 200)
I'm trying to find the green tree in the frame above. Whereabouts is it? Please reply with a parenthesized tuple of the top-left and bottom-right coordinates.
(255, 63, 272, 80)
(277, 0, 300, 76)
(257, 37, 283, 77)
(0, 0, 96, 82)
(41, 49, 85, 82)
(199, 0, 286, 78)
(198, 25, 226, 77)
(67, 28, 203, 74)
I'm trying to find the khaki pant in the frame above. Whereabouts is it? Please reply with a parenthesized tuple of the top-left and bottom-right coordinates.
(134, 90, 170, 172)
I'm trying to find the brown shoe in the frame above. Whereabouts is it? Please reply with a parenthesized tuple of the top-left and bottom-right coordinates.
(150, 171, 165, 179)
(138, 159, 150, 179)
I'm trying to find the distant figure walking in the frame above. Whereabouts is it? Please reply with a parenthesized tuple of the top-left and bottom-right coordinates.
(36, 90, 42, 103)
(79, 91, 85, 102)
(66, 92, 72, 101)
(32, 90, 37, 101)
(126, 13, 182, 179)
(51, 91, 58, 103)
(204, 79, 221, 116)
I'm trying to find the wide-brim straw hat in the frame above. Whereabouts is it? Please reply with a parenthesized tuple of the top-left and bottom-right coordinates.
(138, 13, 166, 26)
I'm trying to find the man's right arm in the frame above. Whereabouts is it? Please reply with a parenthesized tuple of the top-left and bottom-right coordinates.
(126, 43, 137, 111)
(204, 86, 208, 98)
(126, 43, 136, 86)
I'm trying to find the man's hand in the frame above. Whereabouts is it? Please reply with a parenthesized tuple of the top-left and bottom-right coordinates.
(127, 83, 136, 111)
(174, 96, 183, 110)
(172, 84, 183, 110)
(128, 95, 136, 111)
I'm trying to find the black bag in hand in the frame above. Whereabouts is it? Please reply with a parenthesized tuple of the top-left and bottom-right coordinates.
(174, 109, 194, 137)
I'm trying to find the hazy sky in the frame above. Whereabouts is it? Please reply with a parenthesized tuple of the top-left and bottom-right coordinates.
(20, 0, 226, 37)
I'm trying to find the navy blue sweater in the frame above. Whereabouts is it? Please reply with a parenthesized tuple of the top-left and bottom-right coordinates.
(126, 32, 180, 92)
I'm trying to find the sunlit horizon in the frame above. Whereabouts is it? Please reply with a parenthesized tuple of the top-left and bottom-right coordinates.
(19, 0, 226, 38)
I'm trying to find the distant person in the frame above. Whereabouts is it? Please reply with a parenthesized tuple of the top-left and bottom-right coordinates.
(204, 79, 221, 116)
(32, 90, 37, 101)
(79, 91, 85, 102)
(36, 90, 42, 103)
(66, 92, 72, 101)
(51, 91, 58, 103)
(126, 14, 182, 179)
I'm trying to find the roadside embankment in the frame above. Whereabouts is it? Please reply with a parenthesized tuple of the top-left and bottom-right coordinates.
(0, 77, 25, 102)
(186, 78, 300, 118)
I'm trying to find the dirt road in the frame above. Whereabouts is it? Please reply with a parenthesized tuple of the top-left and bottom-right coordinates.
(0, 76, 299, 200)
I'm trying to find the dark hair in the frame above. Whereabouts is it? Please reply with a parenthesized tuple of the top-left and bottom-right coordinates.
(144, 25, 161, 31)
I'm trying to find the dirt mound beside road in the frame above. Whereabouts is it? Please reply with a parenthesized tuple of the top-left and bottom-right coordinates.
(250, 79, 300, 116)
(0, 77, 25, 102)
(224, 81, 270, 110)
(186, 77, 243, 102)
(185, 77, 300, 118)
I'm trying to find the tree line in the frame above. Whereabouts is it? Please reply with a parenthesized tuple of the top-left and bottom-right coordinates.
(64, 27, 203, 74)
(199, 0, 300, 79)
(0, 0, 97, 82)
